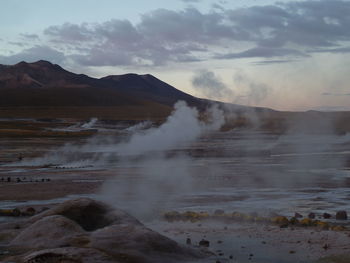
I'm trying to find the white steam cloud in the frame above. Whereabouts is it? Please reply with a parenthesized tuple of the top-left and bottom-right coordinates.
(13, 101, 225, 218)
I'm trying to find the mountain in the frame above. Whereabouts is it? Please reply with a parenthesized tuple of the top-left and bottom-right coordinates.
(3, 60, 349, 134)
(0, 60, 202, 109)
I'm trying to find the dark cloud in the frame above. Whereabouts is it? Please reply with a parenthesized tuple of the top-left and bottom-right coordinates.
(192, 70, 234, 100)
(214, 47, 308, 59)
(0, 45, 65, 65)
(44, 22, 93, 43)
(252, 59, 297, 65)
(5, 0, 350, 67)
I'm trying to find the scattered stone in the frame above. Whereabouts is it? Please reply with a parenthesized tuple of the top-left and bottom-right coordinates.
(308, 213, 316, 219)
(289, 250, 296, 254)
(323, 244, 330, 250)
(323, 213, 332, 219)
(23, 207, 36, 216)
(335, 211, 348, 220)
(294, 212, 303, 218)
(186, 238, 192, 245)
(199, 239, 210, 247)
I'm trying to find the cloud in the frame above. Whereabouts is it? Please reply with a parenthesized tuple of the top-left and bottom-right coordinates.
(4, 0, 350, 67)
(20, 33, 39, 40)
(192, 70, 234, 100)
(322, 92, 350, 96)
(214, 47, 308, 59)
(310, 46, 350, 54)
(252, 59, 297, 65)
(44, 22, 93, 43)
(0, 45, 65, 65)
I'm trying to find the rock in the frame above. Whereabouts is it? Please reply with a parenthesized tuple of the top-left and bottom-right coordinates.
(30, 198, 141, 230)
(199, 239, 210, 247)
(21, 207, 36, 216)
(323, 244, 330, 250)
(335, 211, 348, 220)
(2, 198, 204, 263)
(323, 213, 332, 219)
(11, 215, 87, 249)
(294, 212, 303, 218)
(308, 213, 316, 219)
(186, 238, 192, 245)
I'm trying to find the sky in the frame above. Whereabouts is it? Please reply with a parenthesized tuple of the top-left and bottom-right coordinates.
(1, 0, 350, 111)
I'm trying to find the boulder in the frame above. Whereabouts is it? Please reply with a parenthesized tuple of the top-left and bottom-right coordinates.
(30, 198, 141, 231)
(1, 198, 204, 263)
(323, 213, 332, 219)
(11, 215, 88, 249)
(294, 212, 303, 218)
(335, 211, 348, 220)
(308, 213, 316, 219)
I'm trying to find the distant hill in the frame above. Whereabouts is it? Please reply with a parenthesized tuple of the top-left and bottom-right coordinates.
(0, 60, 201, 108)
(1, 60, 350, 134)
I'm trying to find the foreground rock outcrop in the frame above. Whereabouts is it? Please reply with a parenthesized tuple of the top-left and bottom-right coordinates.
(0, 198, 203, 263)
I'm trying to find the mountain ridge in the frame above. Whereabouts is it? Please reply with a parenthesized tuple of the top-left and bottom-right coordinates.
(0, 60, 205, 108)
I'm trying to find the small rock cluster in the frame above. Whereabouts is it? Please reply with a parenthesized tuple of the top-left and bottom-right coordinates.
(163, 210, 349, 231)
(0, 177, 51, 183)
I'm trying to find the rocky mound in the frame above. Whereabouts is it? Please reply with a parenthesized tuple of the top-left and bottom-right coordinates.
(0, 198, 203, 263)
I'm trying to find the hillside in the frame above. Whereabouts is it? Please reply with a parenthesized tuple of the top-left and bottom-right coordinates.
(0, 60, 201, 107)
(0, 60, 218, 119)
